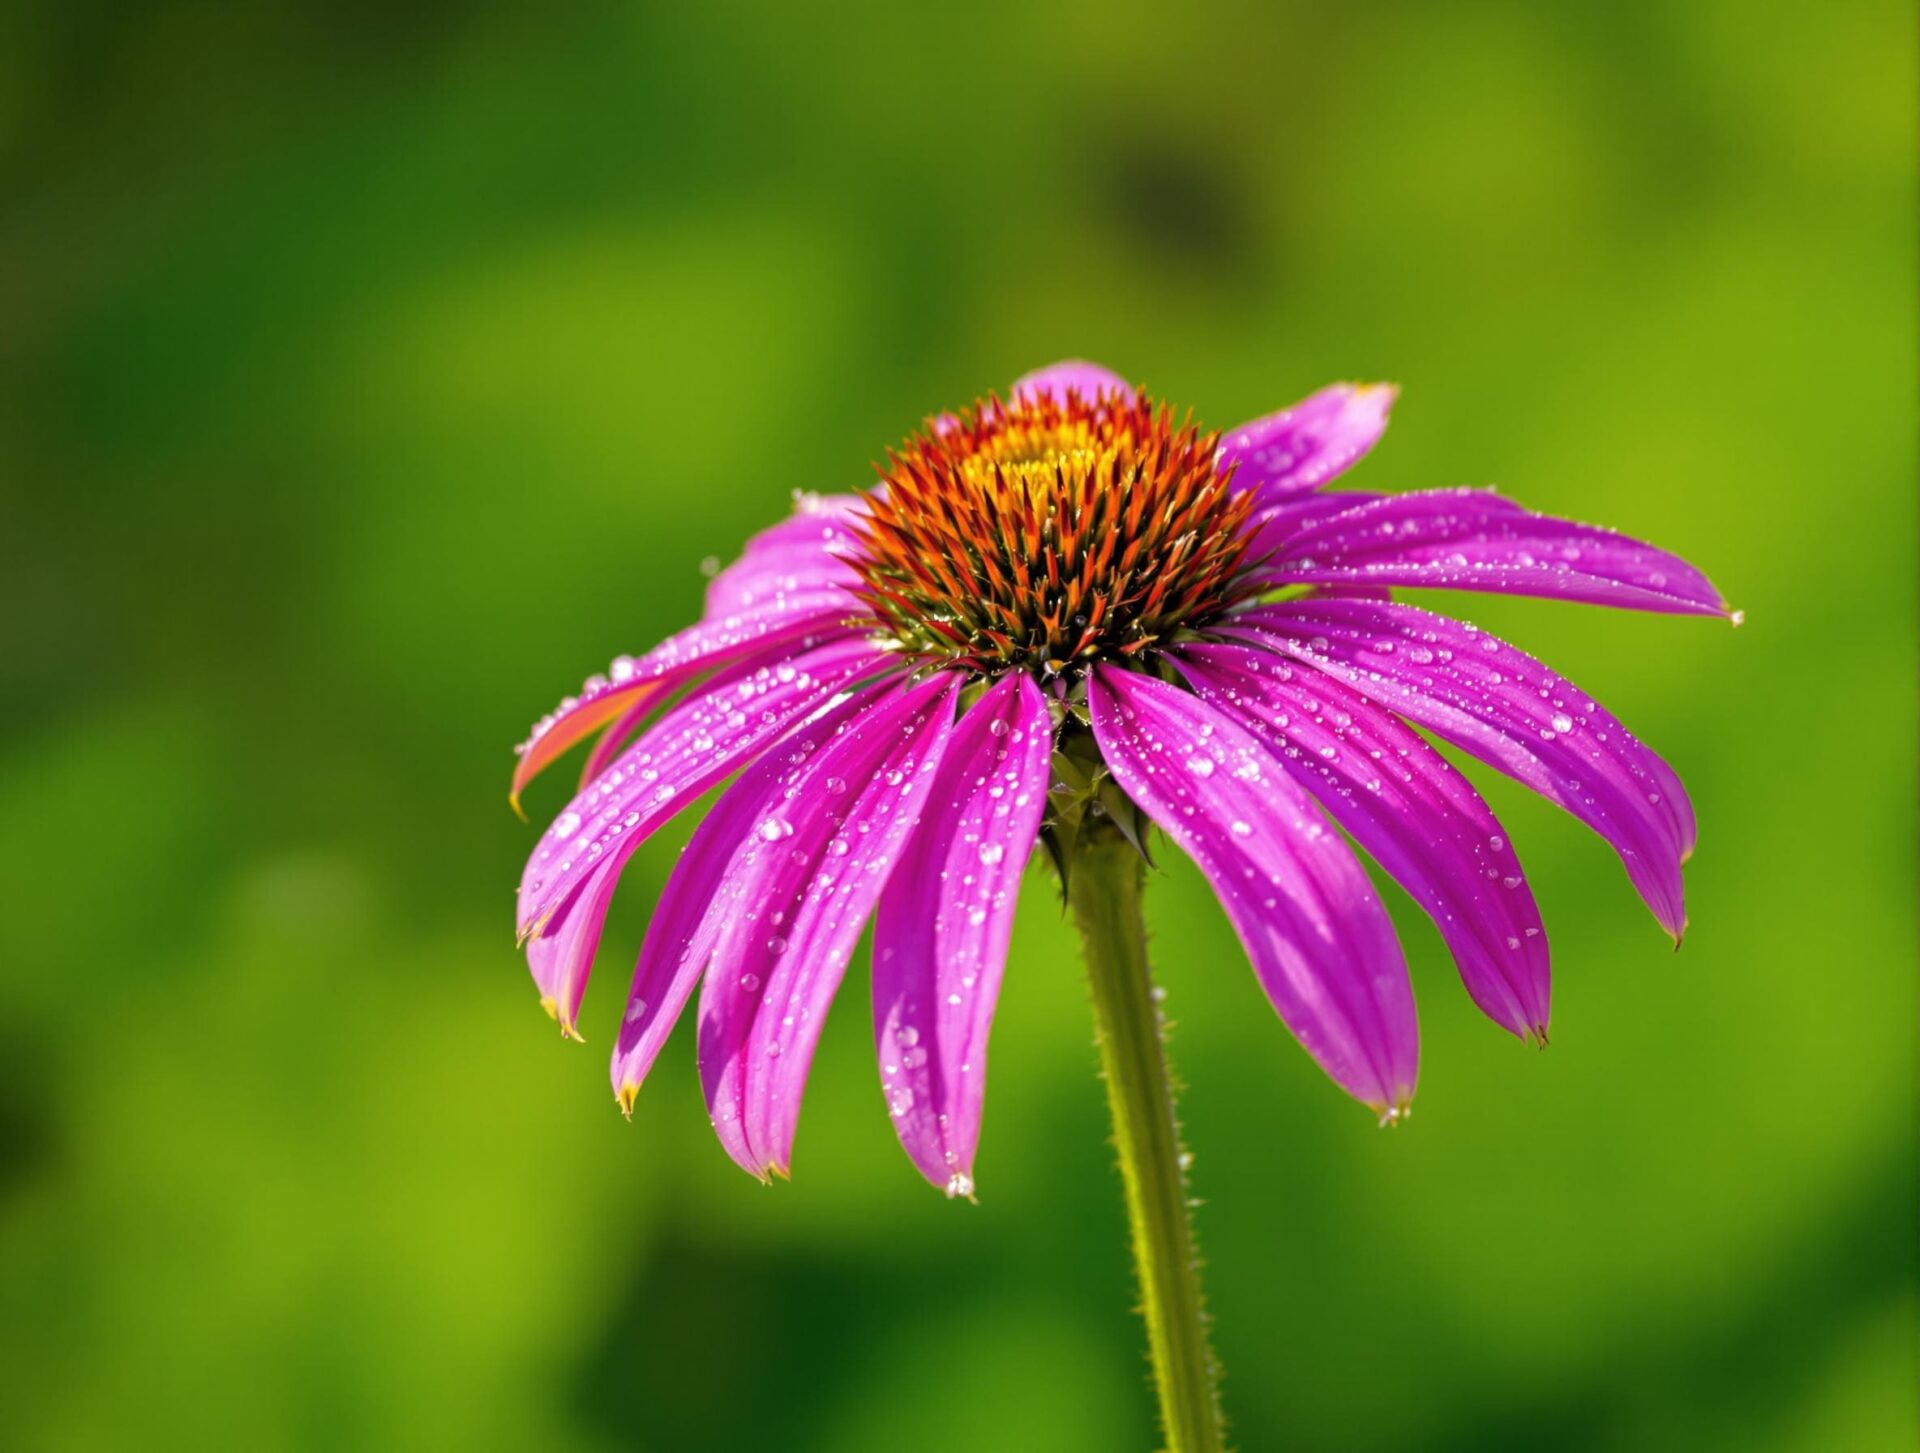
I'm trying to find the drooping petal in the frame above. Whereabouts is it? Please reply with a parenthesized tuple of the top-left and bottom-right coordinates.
(1217, 383, 1396, 503)
(510, 596, 858, 810)
(576, 618, 864, 789)
(871, 674, 1053, 1195)
(1249, 488, 1732, 616)
(1175, 642, 1549, 1041)
(607, 686, 887, 1115)
(524, 853, 623, 1041)
(1010, 360, 1133, 407)
(577, 690, 668, 790)
(702, 493, 866, 619)
(697, 675, 961, 1178)
(518, 635, 890, 947)
(1088, 666, 1418, 1115)
(1228, 599, 1694, 938)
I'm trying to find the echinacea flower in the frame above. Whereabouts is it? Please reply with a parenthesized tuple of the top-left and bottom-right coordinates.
(510, 360, 1732, 1196)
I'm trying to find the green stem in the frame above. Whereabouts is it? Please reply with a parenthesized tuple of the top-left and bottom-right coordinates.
(1068, 822, 1226, 1453)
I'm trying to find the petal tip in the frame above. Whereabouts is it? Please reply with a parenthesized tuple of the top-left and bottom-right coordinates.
(1376, 1099, 1413, 1129)
(615, 1083, 638, 1119)
(509, 790, 529, 823)
(943, 1170, 977, 1202)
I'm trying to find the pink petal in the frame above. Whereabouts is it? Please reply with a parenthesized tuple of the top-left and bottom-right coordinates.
(510, 597, 857, 810)
(607, 687, 888, 1115)
(696, 675, 962, 1178)
(518, 635, 890, 966)
(1240, 490, 1387, 570)
(1089, 666, 1418, 1116)
(1218, 383, 1396, 502)
(1230, 599, 1694, 939)
(702, 493, 866, 619)
(524, 854, 623, 1042)
(1175, 642, 1549, 1041)
(872, 674, 1054, 1195)
(1010, 360, 1133, 407)
(1251, 488, 1733, 616)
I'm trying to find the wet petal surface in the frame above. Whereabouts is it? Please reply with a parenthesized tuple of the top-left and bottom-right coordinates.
(1229, 599, 1694, 938)
(1089, 666, 1418, 1114)
(1176, 642, 1549, 1040)
(872, 674, 1053, 1194)
(696, 675, 962, 1177)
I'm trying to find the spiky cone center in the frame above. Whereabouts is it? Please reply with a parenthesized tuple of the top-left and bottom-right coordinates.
(849, 388, 1257, 678)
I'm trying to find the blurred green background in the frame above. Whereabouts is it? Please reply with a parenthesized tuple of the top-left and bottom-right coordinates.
(2, 2, 1914, 1449)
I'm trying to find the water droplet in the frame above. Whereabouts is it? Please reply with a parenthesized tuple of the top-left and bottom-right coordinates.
(554, 812, 582, 840)
(1229, 820, 1252, 838)
(978, 842, 1005, 865)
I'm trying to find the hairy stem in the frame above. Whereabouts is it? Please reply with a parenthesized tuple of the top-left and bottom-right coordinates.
(1068, 821, 1226, 1453)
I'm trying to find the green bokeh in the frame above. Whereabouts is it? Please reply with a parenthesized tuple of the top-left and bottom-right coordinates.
(2, 3, 1913, 1449)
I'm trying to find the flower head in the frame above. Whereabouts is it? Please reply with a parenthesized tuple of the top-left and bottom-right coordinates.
(853, 384, 1254, 672)
(510, 360, 1731, 1189)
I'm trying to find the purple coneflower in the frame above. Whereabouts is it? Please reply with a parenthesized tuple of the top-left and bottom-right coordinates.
(510, 361, 1729, 1450)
